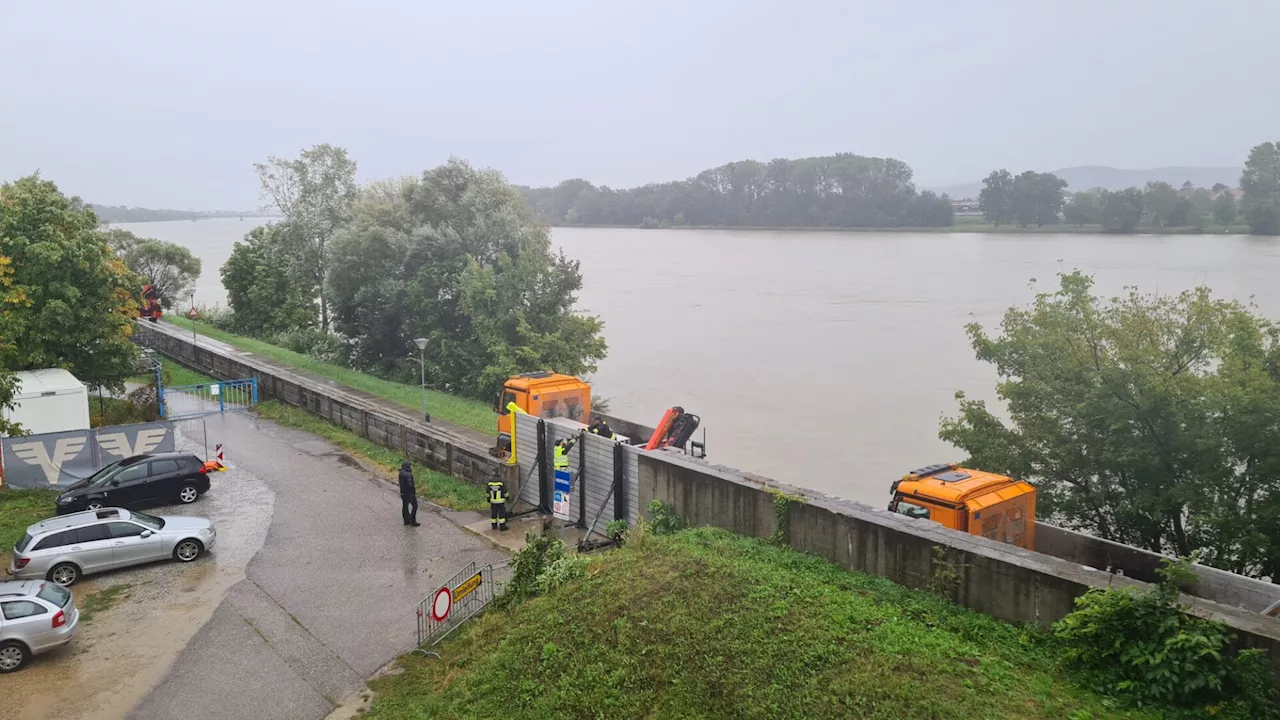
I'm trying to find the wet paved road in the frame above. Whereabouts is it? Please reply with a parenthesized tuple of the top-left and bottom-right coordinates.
(130, 411, 506, 720)
(1, 410, 506, 720)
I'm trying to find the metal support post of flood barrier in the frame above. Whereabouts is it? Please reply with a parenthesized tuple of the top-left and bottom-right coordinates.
(537, 420, 550, 514)
(577, 435, 587, 529)
(613, 441, 626, 522)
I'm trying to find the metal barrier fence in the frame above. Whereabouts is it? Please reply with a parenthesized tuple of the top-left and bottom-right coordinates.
(160, 378, 258, 419)
(415, 561, 498, 651)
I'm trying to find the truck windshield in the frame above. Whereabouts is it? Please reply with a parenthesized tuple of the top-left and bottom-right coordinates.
(894, 500, 931, 520)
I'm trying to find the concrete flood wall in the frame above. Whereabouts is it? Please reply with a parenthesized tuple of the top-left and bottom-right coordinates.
(133, 322, 513, 487)
(1036, 522, 1280, 614)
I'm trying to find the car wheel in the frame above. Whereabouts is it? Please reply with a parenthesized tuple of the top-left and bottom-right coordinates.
(173, 539, 203, 563)
(178, 484, 200, 504)
(48, 562, 80, 587)
(0, 640, 30, 673)
(86, 501, 104, 511)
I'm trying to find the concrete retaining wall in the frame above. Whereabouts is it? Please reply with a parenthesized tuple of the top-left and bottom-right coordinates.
(1036, 522, 1280, 614)
(133, 322, 513, 487)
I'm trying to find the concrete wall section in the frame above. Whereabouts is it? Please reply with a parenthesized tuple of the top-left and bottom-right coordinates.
(133, 322, 512, 488)
(1037, 522, 1280, 614)
(637, 453, 775, 541)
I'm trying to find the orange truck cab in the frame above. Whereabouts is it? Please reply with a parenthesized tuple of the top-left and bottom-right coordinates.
(495, 372, 591, 451)
(888, 463, 1036, 550)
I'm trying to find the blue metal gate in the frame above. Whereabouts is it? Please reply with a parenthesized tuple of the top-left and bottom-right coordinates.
(159, 378, 258, 419)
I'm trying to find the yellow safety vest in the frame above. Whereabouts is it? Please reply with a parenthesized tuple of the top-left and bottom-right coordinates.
(553, 444, 569, 470)
(487, 482, 507, 504)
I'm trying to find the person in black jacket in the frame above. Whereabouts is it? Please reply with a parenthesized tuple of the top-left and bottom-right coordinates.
(399, 459, 420, 526)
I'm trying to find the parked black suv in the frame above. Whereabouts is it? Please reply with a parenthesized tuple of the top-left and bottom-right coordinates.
(54, 453, 212, 515)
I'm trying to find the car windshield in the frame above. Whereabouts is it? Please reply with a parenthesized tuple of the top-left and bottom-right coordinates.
(65, 460, 123, 491)
(15, 533, 32, 553)
(129, 511, 165, 530)
(37, 582, 71, 608)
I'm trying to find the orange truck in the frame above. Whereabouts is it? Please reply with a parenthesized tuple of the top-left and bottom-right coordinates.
(494, 372, 591, 452)
(888, 463, 1036, 550)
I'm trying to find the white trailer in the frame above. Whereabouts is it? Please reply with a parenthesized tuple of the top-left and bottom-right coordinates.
(3, 369, 91, 436)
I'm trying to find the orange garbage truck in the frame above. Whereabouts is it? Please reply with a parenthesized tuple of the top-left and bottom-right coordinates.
(888, 463, 1036, 550)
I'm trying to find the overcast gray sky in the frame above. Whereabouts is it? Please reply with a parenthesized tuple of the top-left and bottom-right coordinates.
(1, 0, 1275, 209)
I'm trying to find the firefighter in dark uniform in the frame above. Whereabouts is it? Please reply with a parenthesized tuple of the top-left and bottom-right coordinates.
(588, 417, 614, 439)
(488, 476, 509, 531)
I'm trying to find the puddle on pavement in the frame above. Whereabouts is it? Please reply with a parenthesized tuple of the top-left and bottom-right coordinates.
(0, 434, 275, 720)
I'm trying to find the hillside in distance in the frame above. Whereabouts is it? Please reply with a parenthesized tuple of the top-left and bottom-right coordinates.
(932, 166, 1242, 199)
(91, 204, 274, 224)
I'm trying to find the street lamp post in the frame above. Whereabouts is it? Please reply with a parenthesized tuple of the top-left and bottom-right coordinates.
(414, 338, 430, 423)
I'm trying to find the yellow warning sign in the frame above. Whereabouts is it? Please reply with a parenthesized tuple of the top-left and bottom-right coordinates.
(454, 572, 482, 603)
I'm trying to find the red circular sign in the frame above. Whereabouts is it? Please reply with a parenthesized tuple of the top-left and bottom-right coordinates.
(430, 586, 452, 622)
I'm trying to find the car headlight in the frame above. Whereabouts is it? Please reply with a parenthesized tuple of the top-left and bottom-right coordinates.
(57, 496, 73, 504)
(199, 527, 213, 536)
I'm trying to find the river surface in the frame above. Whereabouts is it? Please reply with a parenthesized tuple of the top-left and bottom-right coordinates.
(118, 219, 1280, 506)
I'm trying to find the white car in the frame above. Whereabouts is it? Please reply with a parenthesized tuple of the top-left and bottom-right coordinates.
(0, 580, 79, 672)
(8, 508, 216, 586)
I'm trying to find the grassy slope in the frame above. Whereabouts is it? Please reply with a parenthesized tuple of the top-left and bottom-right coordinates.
(254, 401, 487, 512)
(161, 319, 496, 434)
(366, 528, 1151, 720)
(0, 489, 58, 554)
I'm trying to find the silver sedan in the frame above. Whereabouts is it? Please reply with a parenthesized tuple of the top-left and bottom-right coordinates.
(7, 508, 216, 586)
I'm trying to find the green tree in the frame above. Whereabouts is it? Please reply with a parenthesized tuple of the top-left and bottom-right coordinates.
(979, 169, 1015, 226)
(220, 223, 318, 337)
(254, 144, 358, 330)
(1063, 190, 1101, 227)
(107, 230, 201, 308)
(1240, 141, 1280, 235)
(0, 255, 24, 435)
(1098, 188, 1144, 233)
(327, 159, 607, 399)
(1214, 190, 1238, 228)
(0, 175, 139, 392)
(940, 272, 1280, 576)
(1143, 181, 1179, 228)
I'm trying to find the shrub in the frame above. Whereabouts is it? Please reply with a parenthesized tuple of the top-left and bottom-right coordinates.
(1052, 558, 1280, 714)
(645, 499, 683, 535)
(605, 519, 629, 541)
(494, 532, 587, 609)
(267, 327, 349, 365)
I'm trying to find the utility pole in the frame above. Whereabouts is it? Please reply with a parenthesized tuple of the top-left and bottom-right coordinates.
(414, 337, 430, 423)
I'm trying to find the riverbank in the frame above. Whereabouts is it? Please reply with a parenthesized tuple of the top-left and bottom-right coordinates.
(546, 216, 1256, 234)
(157, 318, 496, 434)
(363, 527, 1157, 720)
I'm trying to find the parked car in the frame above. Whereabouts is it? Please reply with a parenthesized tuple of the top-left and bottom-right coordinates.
(55, 452, 212, 515)
(7, 508, 216, 587)
(0, 580, 79, 672)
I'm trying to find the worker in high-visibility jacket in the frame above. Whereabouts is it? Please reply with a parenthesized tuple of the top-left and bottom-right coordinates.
(553, 437, 576, 472)
(487, 476, 509, 531)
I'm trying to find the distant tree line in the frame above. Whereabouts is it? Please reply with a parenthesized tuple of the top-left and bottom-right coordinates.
(518, 153, 955, 229)
(216, 146, 606, 401)
(978, 141, 1280, 234)
(91, 204, 267, 224)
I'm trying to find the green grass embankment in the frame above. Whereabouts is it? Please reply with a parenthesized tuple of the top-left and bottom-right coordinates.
(254, 401, 487, 512)
(159, 319, 496, 434)
(365, 527, 1154, 720)
(0, 489, 58, 555)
